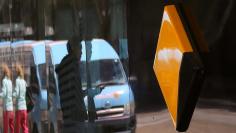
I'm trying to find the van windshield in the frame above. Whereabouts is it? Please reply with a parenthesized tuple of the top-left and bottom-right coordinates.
(80, 59, 126, 89)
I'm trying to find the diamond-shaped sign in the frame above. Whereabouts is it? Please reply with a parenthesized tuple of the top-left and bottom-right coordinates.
(153, 4, 206, 132)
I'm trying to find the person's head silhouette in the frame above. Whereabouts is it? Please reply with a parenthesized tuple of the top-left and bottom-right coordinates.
(67, 36, 82, 59)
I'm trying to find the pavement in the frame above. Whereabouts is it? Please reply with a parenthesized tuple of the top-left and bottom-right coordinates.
(0, 100, 236, 133)
(136, 108, 236, 133)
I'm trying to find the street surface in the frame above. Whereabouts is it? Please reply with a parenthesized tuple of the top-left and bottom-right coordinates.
(136, 109, 236, 133)
(0, 99, 236, 133)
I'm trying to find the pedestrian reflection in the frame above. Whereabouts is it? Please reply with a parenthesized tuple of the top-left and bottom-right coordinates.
(56, 36, 88, 133)
(0, 64, 14, 133)
(14, 64, 29, 133)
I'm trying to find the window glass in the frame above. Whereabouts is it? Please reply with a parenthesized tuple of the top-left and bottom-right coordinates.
(30, 66, 40, 94)
(80, 59, 126, 88)
(0, 0, 130, 132)
(49, 65, 56, 94)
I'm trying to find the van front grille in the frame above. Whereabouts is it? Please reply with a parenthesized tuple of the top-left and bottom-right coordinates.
(96, 107, 124, 119)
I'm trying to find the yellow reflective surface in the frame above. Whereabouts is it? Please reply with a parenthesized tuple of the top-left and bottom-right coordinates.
(153, 5, 193, 125)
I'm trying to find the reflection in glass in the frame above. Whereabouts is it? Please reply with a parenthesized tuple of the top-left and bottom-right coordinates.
(38, 64, 46, 90)
(80, 59, 126, 88)
(1, 0, 131, 132)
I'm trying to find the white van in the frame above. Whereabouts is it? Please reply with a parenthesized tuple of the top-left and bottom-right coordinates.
(48, 39, 136, 132)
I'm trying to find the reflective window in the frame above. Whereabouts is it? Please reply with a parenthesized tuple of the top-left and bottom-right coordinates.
(81, 59, 126, 88)
(0, 0, 131, 132)
(30, 66, 40, 94)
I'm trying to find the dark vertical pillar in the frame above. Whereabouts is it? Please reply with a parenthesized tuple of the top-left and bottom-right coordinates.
(36, 0, 45, 40)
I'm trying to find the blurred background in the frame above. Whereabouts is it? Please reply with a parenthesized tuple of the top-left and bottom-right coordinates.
(0, 0, 235, 132)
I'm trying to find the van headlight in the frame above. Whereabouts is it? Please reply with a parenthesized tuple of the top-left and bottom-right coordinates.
(124, 102, 135, 115)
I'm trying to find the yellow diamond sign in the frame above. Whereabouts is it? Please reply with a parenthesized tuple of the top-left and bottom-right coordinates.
(153, 4, 207, 132)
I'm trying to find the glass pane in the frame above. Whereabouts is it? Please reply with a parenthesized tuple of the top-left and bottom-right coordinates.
(43, 0, 132, 132)
(1, 0, 132, 132)
(0, 0, 49, 132)
(82, 0, 133, 132)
